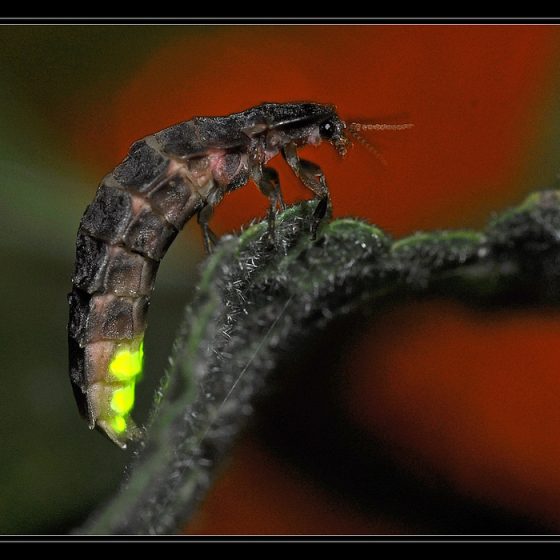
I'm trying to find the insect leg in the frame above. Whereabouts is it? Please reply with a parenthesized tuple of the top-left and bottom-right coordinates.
(268, 167, 286, 212)
(197, 203, 219, 255)
(282, 143, 330, 238)
(252, 165, 285, 244)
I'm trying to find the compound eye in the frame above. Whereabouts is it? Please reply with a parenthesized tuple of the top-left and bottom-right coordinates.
(319, 120, 335, 139)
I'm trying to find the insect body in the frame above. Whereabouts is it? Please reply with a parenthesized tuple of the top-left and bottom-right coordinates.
(68, 102, 350, 447)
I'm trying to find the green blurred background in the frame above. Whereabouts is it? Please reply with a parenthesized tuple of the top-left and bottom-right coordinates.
(0, 27, 206, 534)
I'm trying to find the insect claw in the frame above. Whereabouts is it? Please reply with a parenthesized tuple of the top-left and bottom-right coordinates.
(311, 196, 329, 239)
(277, 191, 286, 212)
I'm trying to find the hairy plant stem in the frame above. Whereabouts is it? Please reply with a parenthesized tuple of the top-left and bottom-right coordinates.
(78, 189, 560, 535)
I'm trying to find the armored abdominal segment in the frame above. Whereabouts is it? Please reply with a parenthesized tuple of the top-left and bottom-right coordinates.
(68, 137, 202, 447)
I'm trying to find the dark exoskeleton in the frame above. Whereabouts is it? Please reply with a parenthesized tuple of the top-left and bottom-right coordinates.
(68, 102, 350, 447)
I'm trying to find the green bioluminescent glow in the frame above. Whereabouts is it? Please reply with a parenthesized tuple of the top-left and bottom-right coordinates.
(103, 338, 144, 438)
(110, 415, 127, 434)
(109, 340, 144, 381)
(110, 383, 135, 415)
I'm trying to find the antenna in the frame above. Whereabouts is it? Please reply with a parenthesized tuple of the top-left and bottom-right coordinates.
(347, 121, 414, 166)
(349, 122, 414, 132)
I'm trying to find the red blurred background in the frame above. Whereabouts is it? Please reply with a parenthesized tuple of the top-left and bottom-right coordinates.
(67, 26, 560, 534)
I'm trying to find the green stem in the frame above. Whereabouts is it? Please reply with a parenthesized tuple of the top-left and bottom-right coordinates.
(78, 189, 560, 535)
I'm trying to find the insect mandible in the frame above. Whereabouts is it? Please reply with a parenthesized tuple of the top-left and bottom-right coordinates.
(67, 101, 409, 447)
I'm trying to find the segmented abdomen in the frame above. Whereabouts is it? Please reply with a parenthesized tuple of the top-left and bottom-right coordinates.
(68, 136, 202, 447)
